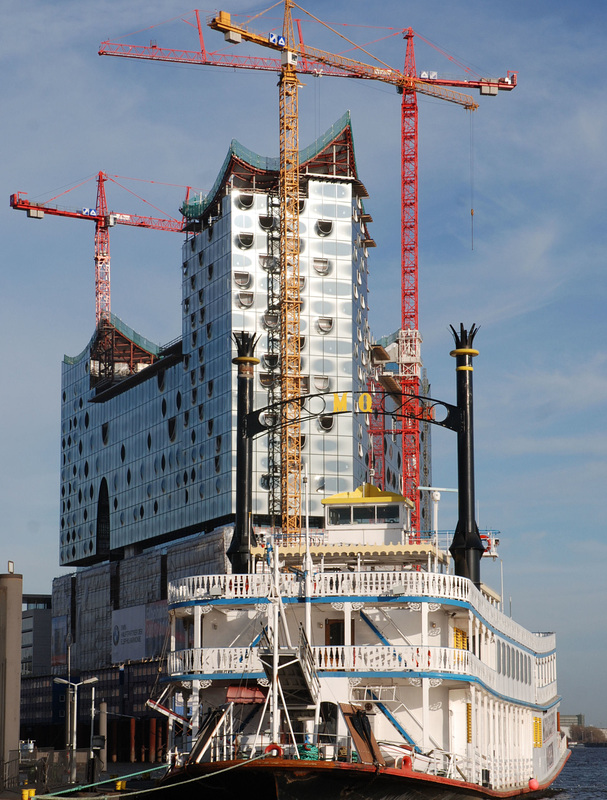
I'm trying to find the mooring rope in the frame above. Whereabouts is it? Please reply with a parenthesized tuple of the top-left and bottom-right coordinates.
(35, 752, 273, 800)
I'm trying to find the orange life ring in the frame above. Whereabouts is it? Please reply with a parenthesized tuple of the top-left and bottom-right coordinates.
(265, 743, 283, 757)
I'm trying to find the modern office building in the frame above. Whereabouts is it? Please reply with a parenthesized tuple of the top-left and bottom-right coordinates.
(59, 111, 375, 569)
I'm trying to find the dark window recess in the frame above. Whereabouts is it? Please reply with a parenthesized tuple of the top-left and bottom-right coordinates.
(168, 417, 177, 442)
(110, 561, 120, 611)
(102, 423, 109, 445)
(120, 444, 126, 462)
(70, 576, 78, 641)
(238, 194, 254, 209)
(319, 415, 334, 432)
(160, 554, 168, 600)
(259, 214, 276, 231)
(96, 477, 110, 559)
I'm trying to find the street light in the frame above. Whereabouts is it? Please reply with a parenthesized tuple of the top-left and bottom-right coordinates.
(54, 676, 98, 783)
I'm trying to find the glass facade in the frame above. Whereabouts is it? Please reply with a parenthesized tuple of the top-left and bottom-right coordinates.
(59, 118, 375, 566)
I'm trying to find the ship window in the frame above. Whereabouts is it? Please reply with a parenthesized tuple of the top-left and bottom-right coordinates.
(328, 507, 351, 526)
(376, 504, 400, 524)
(353, 506, 374, 525)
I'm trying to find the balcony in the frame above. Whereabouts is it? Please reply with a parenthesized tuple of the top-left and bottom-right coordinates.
(166, 644, 537, 704)
(167, 571, 555, 655)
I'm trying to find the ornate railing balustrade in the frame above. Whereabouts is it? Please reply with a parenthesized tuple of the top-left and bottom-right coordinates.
(167, 644, 538, 703)
(168, 571, 555, 655)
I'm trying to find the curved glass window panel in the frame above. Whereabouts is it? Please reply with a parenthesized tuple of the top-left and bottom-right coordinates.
(260, 255, 279, 272)
(263, 311, 279, 329)
(234, 271, 252, 288)
(237, 193, 254, 209)
(237, 291, 255, 308)
(317, 317, 334, 334)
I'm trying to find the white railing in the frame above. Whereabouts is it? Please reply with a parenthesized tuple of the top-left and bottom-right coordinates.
(168, 570, 555, 655)
(168, 646, 263, 675)
(312, 570, 470, 602)
(167, 644, 535, 702)
(535, 680, 558, 706)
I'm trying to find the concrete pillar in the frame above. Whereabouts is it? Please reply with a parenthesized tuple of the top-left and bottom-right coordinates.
(129, 717, 136, 763)
(0, 570, 22, 783)
(149, 718, 157, 764)
(99, 701, 107, 772)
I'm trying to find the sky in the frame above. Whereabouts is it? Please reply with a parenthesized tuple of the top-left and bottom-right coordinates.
(1, 1, 606, 724)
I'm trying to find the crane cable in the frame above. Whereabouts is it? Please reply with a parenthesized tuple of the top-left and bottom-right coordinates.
(470, 111, 475, 251)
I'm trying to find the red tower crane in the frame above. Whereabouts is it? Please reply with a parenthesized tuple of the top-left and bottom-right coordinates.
(10, 170, 184, 326)
(99, 8, 516, 533)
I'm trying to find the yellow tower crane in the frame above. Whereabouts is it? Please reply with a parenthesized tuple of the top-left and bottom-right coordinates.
(210, 3, 477, 541)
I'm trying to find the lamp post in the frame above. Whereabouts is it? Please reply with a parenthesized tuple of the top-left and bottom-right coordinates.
(54, 676, 98, 783)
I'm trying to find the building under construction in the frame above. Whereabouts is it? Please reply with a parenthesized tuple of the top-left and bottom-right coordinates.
(41, 115, 419, 760)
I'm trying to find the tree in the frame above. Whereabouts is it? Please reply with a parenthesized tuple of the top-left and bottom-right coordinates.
(569, 725, 606, 743)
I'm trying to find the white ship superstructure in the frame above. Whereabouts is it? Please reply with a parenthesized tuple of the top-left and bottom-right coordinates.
(160, 484, 567, 797)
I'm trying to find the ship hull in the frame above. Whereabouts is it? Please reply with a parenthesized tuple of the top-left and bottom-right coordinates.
(154, 752, 570, 800)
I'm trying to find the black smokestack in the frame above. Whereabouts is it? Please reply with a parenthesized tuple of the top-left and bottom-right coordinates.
(228, 331, 259, 574)
(449, 323, 484, 588)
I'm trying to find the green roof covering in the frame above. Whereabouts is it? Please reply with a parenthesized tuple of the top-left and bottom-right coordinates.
(182, 110, 356, 220)
(63, 313, 161, 365)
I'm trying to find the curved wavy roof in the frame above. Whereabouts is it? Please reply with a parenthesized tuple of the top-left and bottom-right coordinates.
(182, 110, 365, 220)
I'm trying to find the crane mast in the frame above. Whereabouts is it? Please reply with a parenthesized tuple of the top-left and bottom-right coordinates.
(278, 1, 303, 541)
(10, 170, 184, 327)
(400, 29, 422, 530)
(95, 171, 111, 324)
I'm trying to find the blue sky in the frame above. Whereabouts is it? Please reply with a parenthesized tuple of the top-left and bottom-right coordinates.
(2, 2, 606, 723)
